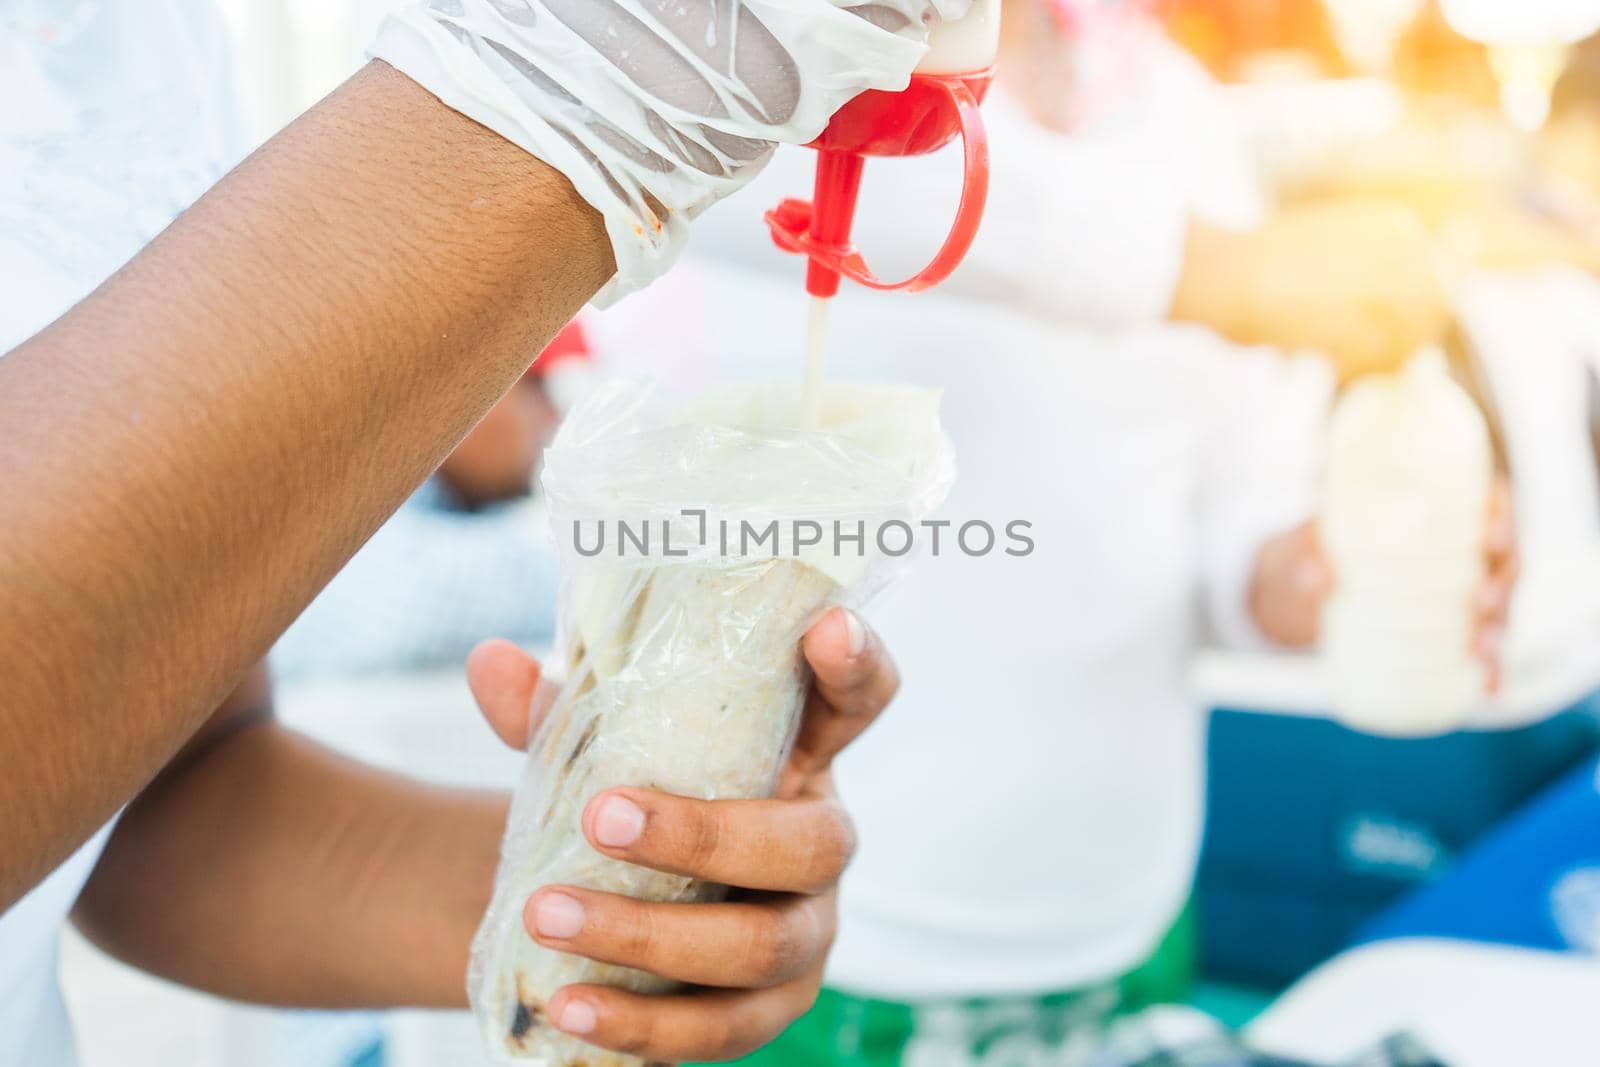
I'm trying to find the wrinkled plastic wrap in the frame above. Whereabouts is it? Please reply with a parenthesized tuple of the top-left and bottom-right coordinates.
(468, 379, 954, 1065)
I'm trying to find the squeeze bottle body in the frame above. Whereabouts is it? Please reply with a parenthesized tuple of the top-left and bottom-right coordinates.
(919, 0, 1002, 73)
(1320, 350, 1494, 736)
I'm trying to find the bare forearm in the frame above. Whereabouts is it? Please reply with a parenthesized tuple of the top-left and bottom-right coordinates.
(0, 61, 608, 907)
(76, 720, 508, 1008)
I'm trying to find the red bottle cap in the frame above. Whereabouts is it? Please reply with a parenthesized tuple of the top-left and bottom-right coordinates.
(766, 70, 993, 298)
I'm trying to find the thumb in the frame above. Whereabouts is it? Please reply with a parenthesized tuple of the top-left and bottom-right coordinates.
(466, 639, 550, 750)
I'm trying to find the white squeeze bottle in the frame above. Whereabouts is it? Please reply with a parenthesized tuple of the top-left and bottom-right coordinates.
(785, 0, 1000, 427)
(1320, 349, 1494, 736)
(919, 0, 1002, 74)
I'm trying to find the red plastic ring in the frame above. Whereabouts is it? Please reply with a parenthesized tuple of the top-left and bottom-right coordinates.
(764, 78, 990, 294)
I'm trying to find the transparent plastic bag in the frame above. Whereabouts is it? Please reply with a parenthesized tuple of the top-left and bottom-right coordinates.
(468, 379, 954, 1065)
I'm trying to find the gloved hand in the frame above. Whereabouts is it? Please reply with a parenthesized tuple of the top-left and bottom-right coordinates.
(372, 0, 971, 303)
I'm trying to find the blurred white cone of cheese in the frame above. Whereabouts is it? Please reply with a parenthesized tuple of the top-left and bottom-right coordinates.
(1321, 349, 1494, 736)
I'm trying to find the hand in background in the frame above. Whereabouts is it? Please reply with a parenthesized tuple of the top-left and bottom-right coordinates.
(1247, 520, 1334, 651)
(464, 607, 897, 1063)
(1250, 479, 1519, 691)
(1173, 201, 1451, 381)
(1473, 479, 1521, 693)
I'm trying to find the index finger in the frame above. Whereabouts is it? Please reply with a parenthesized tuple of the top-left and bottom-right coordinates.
(580, 788, 856, 894)
(784, 609, 900, 784)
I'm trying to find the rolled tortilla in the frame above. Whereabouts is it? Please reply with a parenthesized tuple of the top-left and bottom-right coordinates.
(470, 558, 838, 1065)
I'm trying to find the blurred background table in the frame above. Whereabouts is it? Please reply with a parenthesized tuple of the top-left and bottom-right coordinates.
(1247, 938, 1600, 1065)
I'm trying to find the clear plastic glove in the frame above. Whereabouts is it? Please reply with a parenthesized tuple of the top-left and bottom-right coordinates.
(372, 0, 970, 303)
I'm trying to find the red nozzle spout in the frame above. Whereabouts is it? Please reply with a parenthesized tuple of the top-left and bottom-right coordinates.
(805, 152, 865, 299)
(765, 71, 992, 298)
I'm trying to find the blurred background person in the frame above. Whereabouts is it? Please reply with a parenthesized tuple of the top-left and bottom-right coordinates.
(1173, 15, 1600, 1065)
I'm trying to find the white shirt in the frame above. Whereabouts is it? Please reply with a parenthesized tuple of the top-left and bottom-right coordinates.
(0, 4, 241, 1063)
(673, 29, 1332, 998)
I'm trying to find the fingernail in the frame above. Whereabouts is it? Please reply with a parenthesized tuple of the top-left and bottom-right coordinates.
(556, 999, 597, 1036)
(1296, 559, 1327, 592)
(842, 610, 867, 658)
(593, 795, 645, 849)
(533, 893, 586, 940)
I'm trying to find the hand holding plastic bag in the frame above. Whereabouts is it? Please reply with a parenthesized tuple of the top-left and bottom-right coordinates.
(465, 606, 897, 1065)
(372, 0, 971, 301)
(468, 380, 954, 1065)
